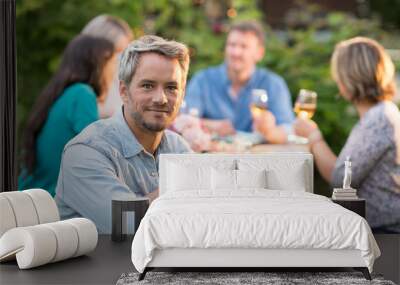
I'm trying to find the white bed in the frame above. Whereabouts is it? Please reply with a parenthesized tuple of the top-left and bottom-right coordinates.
(131, 153, 380, 280)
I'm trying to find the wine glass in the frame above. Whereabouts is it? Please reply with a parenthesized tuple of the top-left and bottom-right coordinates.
(294, 89, 317, 119)
(250, 89, 268, 117)
(288, 89, 317, 144)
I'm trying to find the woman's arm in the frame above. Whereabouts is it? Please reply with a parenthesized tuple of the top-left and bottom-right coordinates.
(294, 118, 337, 183)
(310, 137, 337, 182)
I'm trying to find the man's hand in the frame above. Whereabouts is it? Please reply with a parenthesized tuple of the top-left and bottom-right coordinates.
(252, 110, 276, 136)
(252, 110, 288, 144)
(146, 189, 159, 204)
(202, 119, 236, 136)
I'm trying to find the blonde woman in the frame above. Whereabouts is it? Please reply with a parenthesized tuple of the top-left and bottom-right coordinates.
(295, 37, 400, 233)
(82, 15, 133, 118)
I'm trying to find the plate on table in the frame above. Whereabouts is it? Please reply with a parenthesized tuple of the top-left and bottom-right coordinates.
(287, 134, 309, 144)
(212, 131, 265, 152)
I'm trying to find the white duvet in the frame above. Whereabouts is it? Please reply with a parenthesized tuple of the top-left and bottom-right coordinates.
(131, 190, 380, 273)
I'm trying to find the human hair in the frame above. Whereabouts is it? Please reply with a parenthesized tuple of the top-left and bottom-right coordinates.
(229, 20, 265, 46)
(331, 37, 396, 103)
(81, 14, 133, 46)
(119, 35, 190, 87)
(21, 35, 115, 173)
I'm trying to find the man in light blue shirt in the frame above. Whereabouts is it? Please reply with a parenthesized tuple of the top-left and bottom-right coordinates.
(55, 35, 191, 233)
(186, 21, 294, 143)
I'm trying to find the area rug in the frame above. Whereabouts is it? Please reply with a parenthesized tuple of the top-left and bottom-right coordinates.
(116, 271, 396, 285)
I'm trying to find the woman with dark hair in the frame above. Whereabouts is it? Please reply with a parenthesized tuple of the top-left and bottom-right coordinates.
(19, 34, 116, 196)
(295, 37, 400, 233)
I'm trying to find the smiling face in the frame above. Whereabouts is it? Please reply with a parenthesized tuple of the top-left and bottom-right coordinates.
(120, 52, 185, 132)
(225, 30, 264, 76)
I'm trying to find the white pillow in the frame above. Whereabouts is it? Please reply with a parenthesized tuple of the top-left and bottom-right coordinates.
(211, 168, 236, 191)
(267, 168, 306, 191)
(236, 169, 267, 189)
(238, 159, 307, 191)
(167, 163, 211, 191)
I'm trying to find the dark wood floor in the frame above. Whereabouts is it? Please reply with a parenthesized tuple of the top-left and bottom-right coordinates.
(373, 234, 400, 284)
(0, 234, 398, 284)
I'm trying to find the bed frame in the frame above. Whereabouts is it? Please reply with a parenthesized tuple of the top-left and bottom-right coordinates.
(139, 249, 371, 280)
(137, 153, 372, 281)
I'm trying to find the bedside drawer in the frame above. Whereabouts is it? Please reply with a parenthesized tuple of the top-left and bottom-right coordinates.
(331, 199, 366, 218)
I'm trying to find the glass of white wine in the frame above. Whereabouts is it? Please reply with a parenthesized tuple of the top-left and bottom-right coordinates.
(294, 89, 317, 119)
(250, 89, 268, 117)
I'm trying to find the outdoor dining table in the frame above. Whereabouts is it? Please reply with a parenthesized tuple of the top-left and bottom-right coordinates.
(249, 143, 310, 153)
(208, 142, 310, 154)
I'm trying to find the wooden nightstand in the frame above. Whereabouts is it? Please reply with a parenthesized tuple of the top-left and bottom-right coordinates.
(331, 198, 366, 218)
(111, 197, 149, 242)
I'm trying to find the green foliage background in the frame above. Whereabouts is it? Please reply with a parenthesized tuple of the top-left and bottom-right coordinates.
(16, 0, 399, 193)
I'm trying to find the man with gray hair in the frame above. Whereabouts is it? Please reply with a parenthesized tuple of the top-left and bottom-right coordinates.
(55, 35, 192, 233)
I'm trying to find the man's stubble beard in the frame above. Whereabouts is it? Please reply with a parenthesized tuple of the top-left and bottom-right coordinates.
(130, 110, 167, 132)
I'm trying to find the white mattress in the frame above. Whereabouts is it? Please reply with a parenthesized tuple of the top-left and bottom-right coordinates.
(131, 190, 380, 273)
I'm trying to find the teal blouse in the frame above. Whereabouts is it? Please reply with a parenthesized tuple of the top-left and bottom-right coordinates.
(18, 83, 99, 196)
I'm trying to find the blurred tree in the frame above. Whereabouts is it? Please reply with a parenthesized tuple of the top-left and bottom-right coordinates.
(369, 0, 400, 29)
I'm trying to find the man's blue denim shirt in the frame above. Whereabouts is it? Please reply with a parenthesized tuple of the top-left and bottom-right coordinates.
(55, 108, 191, 233)
(185, 63, 295, 133)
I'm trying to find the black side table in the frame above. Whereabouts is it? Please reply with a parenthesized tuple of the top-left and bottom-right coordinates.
(112, 197, 149, 242)
(331, 198, 366, 218)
